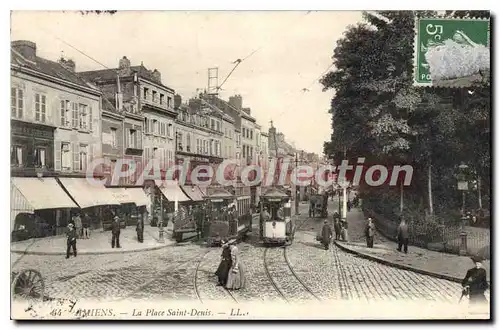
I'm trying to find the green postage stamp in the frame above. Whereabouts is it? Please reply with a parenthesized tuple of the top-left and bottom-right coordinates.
(414, 17, 490, 87)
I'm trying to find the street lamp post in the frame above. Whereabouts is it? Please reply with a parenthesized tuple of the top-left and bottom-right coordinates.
(457, 163, 469, 255)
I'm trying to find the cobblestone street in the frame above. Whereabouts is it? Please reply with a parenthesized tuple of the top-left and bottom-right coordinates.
(12, 201, 480, 308)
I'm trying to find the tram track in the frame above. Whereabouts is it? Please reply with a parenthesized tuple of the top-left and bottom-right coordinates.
(194, 249, 238, 304)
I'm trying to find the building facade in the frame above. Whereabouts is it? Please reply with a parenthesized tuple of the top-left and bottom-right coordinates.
(10, 40, 104, 236)
(81, 56, 180, 185)
(174, 96, 224, 184)
(11, 41, 102, 179)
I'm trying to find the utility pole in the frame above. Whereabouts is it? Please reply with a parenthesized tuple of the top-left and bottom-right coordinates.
(342, 146, 348, 221)
(295, 152, 299, 215)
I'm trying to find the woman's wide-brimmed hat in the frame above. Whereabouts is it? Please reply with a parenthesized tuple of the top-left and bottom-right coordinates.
(471, 255, 483, 263)
(68, 223, 74, 227)
(227, 238, 237, 245)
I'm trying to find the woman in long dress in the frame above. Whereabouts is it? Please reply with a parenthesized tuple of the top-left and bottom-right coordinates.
(215, 239, 232, 286)
(226, 239, 245, 290)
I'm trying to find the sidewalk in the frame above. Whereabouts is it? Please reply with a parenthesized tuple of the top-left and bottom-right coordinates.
(335, 208, 491, 283)
(11, 223, 177, 256)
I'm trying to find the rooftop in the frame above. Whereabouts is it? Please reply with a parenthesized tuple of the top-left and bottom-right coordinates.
(11, 48, 99, 93)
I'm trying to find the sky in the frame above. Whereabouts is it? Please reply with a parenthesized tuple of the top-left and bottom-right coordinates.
(10, 10, 363, 155)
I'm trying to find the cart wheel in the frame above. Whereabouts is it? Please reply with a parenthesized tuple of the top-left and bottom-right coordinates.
(11, 269, 45, 302)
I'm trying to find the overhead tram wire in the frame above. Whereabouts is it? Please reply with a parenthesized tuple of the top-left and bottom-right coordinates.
(39, 27, 110, 70)
(216, 11, 312, 92)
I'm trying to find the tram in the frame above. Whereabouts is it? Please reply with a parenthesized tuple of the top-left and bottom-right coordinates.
(204, 186, 252, 246)
(259, 186, 294, 246)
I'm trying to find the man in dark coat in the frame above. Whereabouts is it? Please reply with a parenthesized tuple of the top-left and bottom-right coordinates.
(320, 220, 333, 250)
(111, 216, 121, 248)
(396, 217, 409, 253)
(215, 238, 232, 286)
(462, 256, 489, 306)
(333, 218, 342, 241)
(66, 223, 77, 259)
(136, 219, 144, 243)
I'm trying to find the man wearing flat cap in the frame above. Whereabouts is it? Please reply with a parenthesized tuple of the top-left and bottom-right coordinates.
(461, 255, 489, 305)
(66, 223, 77, 259)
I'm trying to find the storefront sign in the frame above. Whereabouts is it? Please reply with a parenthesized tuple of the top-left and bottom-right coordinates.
(11, 121, 54, 139)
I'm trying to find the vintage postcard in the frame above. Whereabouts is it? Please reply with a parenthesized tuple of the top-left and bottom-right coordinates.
(10, 10, 491, 320)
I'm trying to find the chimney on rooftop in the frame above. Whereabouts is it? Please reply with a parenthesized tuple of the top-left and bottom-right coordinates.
(118, 56, 131, 76)
(12, 40, 37, 62)
(229, 95, 242, 110)
(152, 69, 161, 83)
(174, 94, 182, 109)
(58, 57, 76, 72)
(242, 107, 251, 115)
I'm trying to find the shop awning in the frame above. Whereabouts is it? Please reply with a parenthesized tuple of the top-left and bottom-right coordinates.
(107, 187, 133, 204)
(180, 185, 204, 201)
(157, 180, 190, 202)
(58, 177, 120, 209)
(11, 177, 78, 212)
(125, 187, 150, 207)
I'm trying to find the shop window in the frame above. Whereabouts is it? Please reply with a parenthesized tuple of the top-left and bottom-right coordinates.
(11, 146, 24, 167)
(33, 147, 46, 167)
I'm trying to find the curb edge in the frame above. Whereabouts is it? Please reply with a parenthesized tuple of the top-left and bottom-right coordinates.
(11, 244, 169, 256)
(334, 240, 462, 284)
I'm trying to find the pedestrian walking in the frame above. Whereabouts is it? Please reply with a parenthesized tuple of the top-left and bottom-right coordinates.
(82, 212, 91, 239)
(320, 220, 333, 250)
(74, 213, 82, 238)
(66, 223, 77, 259)
(111, 216, 121, 248)
(461, 256, 489, 306)
(347, 200, 352, 212)
(226, 239, 245, 290)
(215, 238, 232, 287)
(365, 217, 375, 248)
(333, 218, 342, 240)
(136, 219, 144, 243)
(340, 220, 349, 242)
(396, 216, 409, 253)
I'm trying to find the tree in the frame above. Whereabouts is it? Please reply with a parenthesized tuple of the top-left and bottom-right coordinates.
(322, 10, 491, 223)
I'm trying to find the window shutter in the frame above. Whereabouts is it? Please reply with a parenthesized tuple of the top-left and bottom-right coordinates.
(89, 106, 93, 131)
(72, 142, 79, 172)
(88, 143, 93, 167)
(54, 141, 61, 171)
(136, 130, 142, 149)
(149, 119, 153, 134)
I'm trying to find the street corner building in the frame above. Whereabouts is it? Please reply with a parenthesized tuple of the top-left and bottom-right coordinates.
(10, 40, 106, 237)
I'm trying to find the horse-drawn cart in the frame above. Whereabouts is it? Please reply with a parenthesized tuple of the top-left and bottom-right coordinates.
(11, 269, 45, 301)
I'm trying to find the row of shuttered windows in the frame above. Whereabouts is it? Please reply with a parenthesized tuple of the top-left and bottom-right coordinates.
(11, 87, 93, 132)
